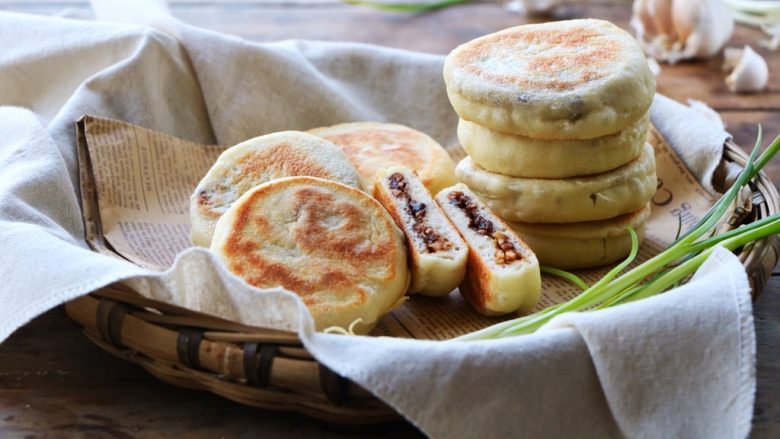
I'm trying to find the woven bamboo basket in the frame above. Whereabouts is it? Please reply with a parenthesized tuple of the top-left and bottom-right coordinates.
(64, 139, 780, 425)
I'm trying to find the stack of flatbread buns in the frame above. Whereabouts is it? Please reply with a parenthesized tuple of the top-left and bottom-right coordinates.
(444, 19, 658, 269)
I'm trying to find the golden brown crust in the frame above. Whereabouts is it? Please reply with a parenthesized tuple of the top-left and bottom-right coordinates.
(308, 122, 456, 195)
(443, 19, 656, 139)
(190, 131, 361, 248)
(211, 177, 409, 331)
(197, 143, 335, 220)
(459, 245, 493, 315)
(453, 26, 621, 92)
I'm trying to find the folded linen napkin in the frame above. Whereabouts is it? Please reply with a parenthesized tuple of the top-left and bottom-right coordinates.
(0, 4, 753, 438)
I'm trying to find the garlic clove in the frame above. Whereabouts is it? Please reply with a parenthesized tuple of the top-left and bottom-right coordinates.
(632, 0, 657, 38)
(632, 0, 735, 64)
(649, 0, 676, 38)
(723, 45, 769, 93)
(671, 0, 697, 45)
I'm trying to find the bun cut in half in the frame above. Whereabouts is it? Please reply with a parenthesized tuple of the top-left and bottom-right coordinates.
(436, 184, 541, 316)
(373, 166, 467, 297)
(190, 131, 361, 247)
(210, 176, 409, 334)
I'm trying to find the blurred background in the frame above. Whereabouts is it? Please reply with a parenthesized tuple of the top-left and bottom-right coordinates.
(1, 0, 775, 163)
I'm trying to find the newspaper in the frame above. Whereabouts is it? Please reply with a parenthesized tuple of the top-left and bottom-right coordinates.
(78, 115, 715, 340)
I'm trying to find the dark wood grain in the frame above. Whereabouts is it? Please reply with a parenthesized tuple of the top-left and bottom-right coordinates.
(753, 274, 780, 439)
(0, 1, 779, 438)
(722, 111, 780, 187)
(0, 309, 423, 438)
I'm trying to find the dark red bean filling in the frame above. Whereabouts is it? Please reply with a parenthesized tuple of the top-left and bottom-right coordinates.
(447, 191, 521, 265)
(388, 173, 453, 253)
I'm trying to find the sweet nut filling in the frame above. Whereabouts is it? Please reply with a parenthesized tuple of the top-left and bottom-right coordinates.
(447, 191, 521, 265)
(388, 173, 453, 253)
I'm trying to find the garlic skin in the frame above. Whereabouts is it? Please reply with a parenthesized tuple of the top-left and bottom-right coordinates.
(723, 45, 769, 93)
(631, 0, 735, 64)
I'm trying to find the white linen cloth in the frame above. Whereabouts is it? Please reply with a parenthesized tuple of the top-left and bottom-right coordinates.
(0, 3, 754, 438)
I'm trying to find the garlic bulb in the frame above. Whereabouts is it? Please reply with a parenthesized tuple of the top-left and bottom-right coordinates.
(631, 0, 735, 63)
(723, 45, 769, 92)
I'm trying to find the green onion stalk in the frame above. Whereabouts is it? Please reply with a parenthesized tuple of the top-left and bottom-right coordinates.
(342, 0, 470, 12)
(458, 129, 780, 341)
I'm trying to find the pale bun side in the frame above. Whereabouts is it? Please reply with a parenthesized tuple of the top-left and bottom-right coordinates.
(458, 114, 648, 178)
(508, 203, 652, 270)
(456, 143, 657, 224)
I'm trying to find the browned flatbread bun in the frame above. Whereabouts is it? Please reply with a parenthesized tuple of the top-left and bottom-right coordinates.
(210, 176, 409, 333)
(190, 131, 361, 247)
(373, 166, 468, 297)
(308, 122, 457, 195)
(436, 184, 541, 316)
(509, 203, 651, 270)
(443, 19, 655, 139)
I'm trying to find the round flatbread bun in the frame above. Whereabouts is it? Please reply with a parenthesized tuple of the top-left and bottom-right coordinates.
(308, 122, 456, 196)
(456, 143, 656, 223)
(190, 131, 361, 247)
(210, 176, 410, 333)
(508, 203, 651, 269)
(459, 114, 649, 178)
(443, 19, 655, 139)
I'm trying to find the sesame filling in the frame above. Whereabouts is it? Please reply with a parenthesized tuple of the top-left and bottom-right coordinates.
(388, 173, 453, 253)
(447, 191, 521, 265)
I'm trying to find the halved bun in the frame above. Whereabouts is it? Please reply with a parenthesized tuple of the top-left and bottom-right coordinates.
(190, 131, 361, 247)
(456, 143, 656, 223)
(508, 203, 651, 270)
(436, 184, 541, 316)
(210, 176, 409, 333)
(373, 166, 467, 297)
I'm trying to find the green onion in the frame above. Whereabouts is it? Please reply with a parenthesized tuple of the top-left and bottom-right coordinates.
(723, 0, 780, 48)
(540, 266, 589, 290)
(342, 0, 470, 12)
(458, 129, 780, 341)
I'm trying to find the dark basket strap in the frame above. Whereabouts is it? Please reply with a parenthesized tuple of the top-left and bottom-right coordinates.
(319, 364, 349, 406)
(243, 342, 278, 388)
(96, 298, 128, 350)
(176, 328, 205, 370)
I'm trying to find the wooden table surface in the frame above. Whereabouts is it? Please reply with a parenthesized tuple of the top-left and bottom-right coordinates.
(1, 1, 779, 438)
